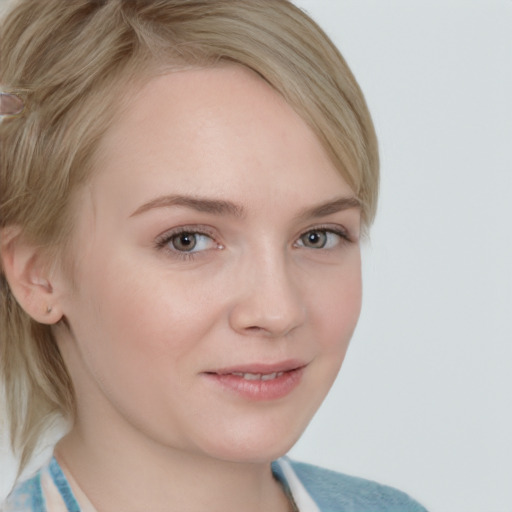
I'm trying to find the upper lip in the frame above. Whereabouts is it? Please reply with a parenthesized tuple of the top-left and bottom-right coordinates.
(206, 359, 307, 375)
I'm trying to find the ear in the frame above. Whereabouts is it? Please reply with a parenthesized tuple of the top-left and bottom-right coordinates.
(0, 226, 64, 325)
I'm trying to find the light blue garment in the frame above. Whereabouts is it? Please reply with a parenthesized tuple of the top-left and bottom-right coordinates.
(273, 458, 428, 512)
(2, 458, 80, 512)
(3, 455, 427, 512)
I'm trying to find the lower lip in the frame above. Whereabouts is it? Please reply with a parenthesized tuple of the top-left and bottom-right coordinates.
(203, 367, 305, 401)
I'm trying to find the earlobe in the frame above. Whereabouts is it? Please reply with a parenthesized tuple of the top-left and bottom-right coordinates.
(0, 226, 63, 325)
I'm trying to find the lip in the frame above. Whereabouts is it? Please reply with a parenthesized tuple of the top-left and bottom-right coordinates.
(202, 359, 307, 401)
(211, 359, 306, 376)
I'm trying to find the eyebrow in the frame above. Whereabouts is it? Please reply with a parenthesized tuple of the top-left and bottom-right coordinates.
(130, 194, 360, 219)
(130, 194, 245, 218)
(295, 196, 361, 221)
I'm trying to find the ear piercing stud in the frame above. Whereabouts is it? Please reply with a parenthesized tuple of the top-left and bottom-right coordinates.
(46, 305, 53, 314)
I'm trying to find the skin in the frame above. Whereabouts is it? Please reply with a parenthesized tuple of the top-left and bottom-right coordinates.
(44, 65, 363, 511)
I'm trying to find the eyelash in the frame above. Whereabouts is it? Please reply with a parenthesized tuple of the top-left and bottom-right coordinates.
(294, 225, 352, 250)
(155, 224, 352, 261)
(155, 226, 221, 261)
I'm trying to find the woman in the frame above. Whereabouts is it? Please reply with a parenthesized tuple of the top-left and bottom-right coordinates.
(0, 1, 427, 511)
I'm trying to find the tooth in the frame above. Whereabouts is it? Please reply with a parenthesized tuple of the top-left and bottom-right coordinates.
(243, 373, 261, 381)
(229, 371, 285, 381)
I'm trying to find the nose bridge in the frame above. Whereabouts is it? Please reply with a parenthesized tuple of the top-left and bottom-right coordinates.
(228, 243, 306, 337)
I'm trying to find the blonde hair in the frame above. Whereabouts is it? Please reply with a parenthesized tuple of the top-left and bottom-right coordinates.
(0, 0, 379, 475)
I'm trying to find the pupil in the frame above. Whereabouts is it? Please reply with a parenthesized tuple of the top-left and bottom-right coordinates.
(173, 233, 196, 251)
(304, 231, 326, 248)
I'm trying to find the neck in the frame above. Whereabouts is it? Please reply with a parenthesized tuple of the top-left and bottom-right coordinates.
(55, 426, 291, 512)
(53, 327, 293, 512)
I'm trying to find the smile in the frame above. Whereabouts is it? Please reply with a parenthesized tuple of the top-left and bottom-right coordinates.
(203, 362, 306, 401)
(230, 371, 285, 381)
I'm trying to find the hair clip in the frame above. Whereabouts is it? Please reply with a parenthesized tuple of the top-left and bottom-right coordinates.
(0, 91, 26, 116)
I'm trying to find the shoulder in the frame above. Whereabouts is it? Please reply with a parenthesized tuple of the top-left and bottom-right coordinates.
(1, 472, 44, 512)
(278, 458, 428, 512)
(1, 456, 76, 512)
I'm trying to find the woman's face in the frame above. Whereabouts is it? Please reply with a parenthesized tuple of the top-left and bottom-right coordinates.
(56, 65, 362, 463)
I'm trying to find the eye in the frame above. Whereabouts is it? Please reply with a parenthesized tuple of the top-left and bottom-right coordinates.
(295, 228, 348, 249)
(156, 227, 221, 257)
(170, 232, 209, 252)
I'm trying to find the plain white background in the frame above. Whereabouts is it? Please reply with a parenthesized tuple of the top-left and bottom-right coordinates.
(1, 1, 511, 511)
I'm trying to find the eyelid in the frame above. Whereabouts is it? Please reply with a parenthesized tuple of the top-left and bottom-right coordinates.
(295, 224, 353, 245)
(154, 225, 222, 255)
(155, 224, 213, 242)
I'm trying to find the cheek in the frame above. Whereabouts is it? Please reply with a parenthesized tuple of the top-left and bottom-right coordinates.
(70, 249, 231, 388)
(64, 260, 221, 425)
(309, 257, 363, 354)
(291, 259, 362, 430)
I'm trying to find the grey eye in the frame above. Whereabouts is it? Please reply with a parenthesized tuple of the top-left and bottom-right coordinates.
(168, 232, 217, 253)
(170, 233, 198, 251)
(300, 231, 328, 248)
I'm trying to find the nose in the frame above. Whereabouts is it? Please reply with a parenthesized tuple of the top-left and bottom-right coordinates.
(228, 253, 306, 338)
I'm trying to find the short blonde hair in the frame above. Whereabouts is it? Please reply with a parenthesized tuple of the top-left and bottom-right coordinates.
(0, 0, 379, 474)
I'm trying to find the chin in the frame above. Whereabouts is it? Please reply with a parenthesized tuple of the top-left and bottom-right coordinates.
(191, 418, 308, 465)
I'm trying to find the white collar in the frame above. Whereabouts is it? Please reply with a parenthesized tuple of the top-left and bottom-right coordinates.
(274, 458, 321, 512)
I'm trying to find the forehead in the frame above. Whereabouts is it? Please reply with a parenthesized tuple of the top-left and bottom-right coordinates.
(87, 64, 353, 220)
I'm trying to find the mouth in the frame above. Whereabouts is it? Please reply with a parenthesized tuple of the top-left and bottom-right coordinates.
(203, 361, 306, 401)
(229, 371, 286, 381)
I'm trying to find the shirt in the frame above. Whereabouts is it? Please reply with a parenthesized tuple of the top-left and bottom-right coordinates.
(2, 456, 427, 512)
